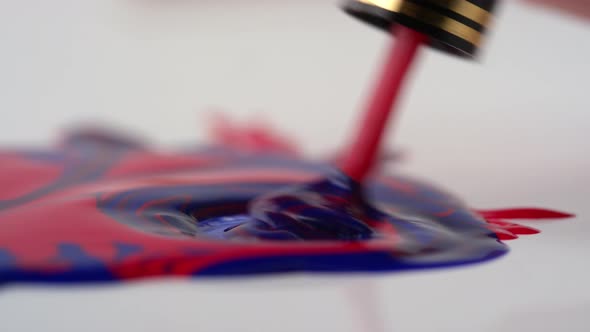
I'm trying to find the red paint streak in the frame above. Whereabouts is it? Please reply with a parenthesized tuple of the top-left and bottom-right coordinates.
(209, 113, 299, 156)
(477, 208, 574, 220)
(107, 152, 224, 178)
(488, 219, 540, 235)
(0, 154, 61, 200)
(338, 26, 427, 182)
(479, 209, 568, 240)
(488, 226, 519, 241)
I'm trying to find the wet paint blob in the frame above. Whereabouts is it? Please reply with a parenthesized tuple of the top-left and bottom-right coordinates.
(0, 126, 571, 284)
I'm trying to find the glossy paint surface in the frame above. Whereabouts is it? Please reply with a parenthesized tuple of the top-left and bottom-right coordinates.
(0, 128, 570, 284)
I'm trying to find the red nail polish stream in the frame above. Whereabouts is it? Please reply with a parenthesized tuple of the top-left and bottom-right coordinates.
(338, 25, 427, 183)
(240, 25, 430, 242)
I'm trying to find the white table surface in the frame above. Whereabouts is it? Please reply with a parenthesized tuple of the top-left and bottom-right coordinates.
(0, 1, 588, 331)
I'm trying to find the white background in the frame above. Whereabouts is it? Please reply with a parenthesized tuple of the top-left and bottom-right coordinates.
(0, 1, 588, 331)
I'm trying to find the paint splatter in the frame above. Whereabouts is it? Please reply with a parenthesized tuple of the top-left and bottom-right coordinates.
(0, 122, 571, 284)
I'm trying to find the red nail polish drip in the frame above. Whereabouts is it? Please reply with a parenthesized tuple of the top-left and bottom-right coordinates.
(338, 25, 427, 182)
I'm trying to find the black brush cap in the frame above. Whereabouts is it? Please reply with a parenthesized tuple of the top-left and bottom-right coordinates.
(343, 0, 499, 58)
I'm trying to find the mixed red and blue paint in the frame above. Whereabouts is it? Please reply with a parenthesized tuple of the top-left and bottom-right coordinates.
(0, 120, 572, 284)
